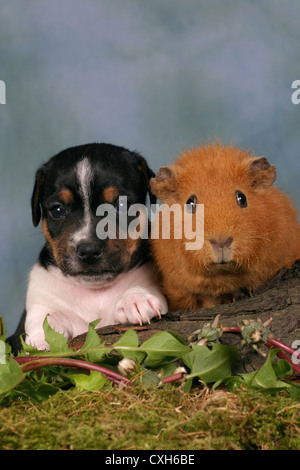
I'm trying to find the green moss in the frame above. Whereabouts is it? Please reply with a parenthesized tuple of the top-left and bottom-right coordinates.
(0, 386, 299, 450)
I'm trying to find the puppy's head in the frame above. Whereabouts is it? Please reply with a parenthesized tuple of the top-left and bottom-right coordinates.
(32, 143, 155, 287)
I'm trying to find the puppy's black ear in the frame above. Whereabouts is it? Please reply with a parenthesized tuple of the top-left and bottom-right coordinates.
(136, 155, 157, 205)
(31, 167, 46, 227)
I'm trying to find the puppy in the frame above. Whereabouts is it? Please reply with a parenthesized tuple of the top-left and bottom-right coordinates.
(8, 143, 168, 353)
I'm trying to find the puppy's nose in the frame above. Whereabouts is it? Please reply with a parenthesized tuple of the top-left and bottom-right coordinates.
(76, 242, 102, 261)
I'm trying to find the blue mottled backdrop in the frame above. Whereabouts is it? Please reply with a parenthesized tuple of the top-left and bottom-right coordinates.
(1, 0, 299, 334)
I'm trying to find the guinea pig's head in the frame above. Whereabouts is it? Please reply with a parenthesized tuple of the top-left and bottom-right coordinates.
(150, 142, 277, 277)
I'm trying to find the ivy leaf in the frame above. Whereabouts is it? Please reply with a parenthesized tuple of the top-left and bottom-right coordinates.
(0, 354, 24, 396)
(8, 381, 61, 402)
(221, 350, 299, 397)
(80, 319, 110, 363)
(253, 349, 279, 388)
(184, 343, 238, 384)
(0, 317, 6, 341)
(273, 358, 294, 380)
(135, 368, 161, 387)
(20, 315, 77, 357)
(81, 319, 102, 349)
(288, 382, 300, 399)
(70, 370, 108, 391)
(219, 374, 255, 392)
(141, 331, 191, 367)
(182, 343, 211, 371)
(42, 316, 72, 354)
(252, 349, 294, 390)
(21, 317, 73, 356)
(113, 329, 146, 363)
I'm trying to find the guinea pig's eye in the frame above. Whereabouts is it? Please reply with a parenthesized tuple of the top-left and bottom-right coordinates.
(49, 204, 66, 219)
(186, 195, 197, 213)
(235, 190, 247, 208)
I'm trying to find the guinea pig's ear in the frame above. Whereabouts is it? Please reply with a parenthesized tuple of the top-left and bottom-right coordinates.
(248, 157, 276, 189)
(150, 166, 177, 203)
(31, 167, 46, 227)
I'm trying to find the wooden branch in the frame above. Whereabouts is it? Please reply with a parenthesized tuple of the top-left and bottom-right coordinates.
(70, 260, 300, 374)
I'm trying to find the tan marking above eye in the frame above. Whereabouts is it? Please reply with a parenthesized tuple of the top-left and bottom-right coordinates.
(58, 189, 74, 204)
(103, 186, 119, 203)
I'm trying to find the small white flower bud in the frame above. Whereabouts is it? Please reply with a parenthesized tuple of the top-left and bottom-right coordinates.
(117, 358, 136, 376)
(251, 329, 263, 343)
(174, 366, 187, 375)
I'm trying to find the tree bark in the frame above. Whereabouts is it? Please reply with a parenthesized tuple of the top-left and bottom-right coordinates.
(70, 260, 300, 374)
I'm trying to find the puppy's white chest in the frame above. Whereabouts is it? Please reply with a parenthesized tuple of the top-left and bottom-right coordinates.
(25, 262, 167, 350)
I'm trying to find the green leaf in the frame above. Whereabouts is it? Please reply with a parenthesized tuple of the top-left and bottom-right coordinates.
(113, 329, 146, 363)
(253, 349, 278, 388)
(141, 331, 191, 368)
(221, 350, 299, 396)
(273, 358, 293, 380)
(0, 317, 6, 341)
(248, 349, 296, 393)
(0, 357, 25, 396)
(81, 319, 102, 349)
(287, 381, 300, 398)
(81, 320, 110, 363)
(182, 343, 211, 371)
(184, 343, 238, 384)
(42, 316, 72, 354)
(114, 328, 139, 349)
(70, 370, 108, 391)
(136, 368, 161, 387)
(10, 381, 60, 402)
(183, 378, 193, 393)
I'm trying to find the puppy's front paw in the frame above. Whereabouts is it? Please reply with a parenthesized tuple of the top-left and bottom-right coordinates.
(26, 336, 50, 351)
(114, 289, 162, 326)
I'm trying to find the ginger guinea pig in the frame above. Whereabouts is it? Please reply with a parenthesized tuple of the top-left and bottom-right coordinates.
(150, 142, 300, 311)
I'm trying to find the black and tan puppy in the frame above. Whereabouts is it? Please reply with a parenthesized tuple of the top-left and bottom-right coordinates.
(8, 143, 167, 352)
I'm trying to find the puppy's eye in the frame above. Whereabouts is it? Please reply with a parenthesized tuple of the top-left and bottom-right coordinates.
(235, 190, 247, 208)
(50, 205, 66, 219)
(114, 198, 127, 213)
(186, 195, 197, 213)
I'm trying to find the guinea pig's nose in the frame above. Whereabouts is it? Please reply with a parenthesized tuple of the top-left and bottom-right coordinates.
(76, 242, 103, 261)
(209, 237, 233, 249)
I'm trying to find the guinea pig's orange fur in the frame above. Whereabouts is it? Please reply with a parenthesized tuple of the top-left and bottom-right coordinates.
(150, 142, 300, 311)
